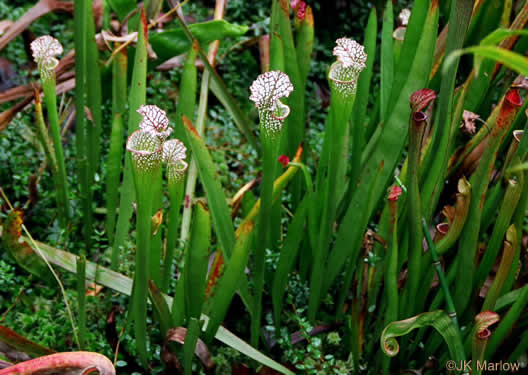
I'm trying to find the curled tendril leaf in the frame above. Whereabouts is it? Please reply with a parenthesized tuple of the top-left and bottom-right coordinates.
(249, 71, 293, 135)
(163, 139, 188, 183)
(329, 38, 367, 97)
(137, 105, 173, 140)
(381, 311, 465, 363)
(126, 130, 163, 173)
(30, 35, 63, 76)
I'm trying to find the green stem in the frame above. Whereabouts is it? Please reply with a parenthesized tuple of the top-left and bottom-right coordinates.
(251, 131, 279, 348)
(453, 90, 522, 314)
(41, 75, 69, 228)
(76, 255, 86, 349)
(34, 93, 58, 182)
(481, 225, 517, 311)
(309, 91, 355, 321)
(474, 177, 522, 289)
(132, 166, 158, 367)
(422, 218, 461, 334)
(179, 67, 210, 244)
(486, 285, 528, 358)
(404, 111, 425, 318)
(422, 218, 466, 367)
(162, 180, 184, 292)
(74, 0, 92, 246)
(107, 44, 127, 254)
(382, 194, 399, 375)
(112, 13, 148, 259)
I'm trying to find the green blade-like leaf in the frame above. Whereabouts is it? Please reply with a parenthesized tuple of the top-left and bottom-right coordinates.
(181, 115, 236, 258)
(480, 28, 528, 46)
(204, 220, 254, 343)
(486, 285, 528, 358)
(76, 255, 87, 349)
(106, 42, 128, 252)
(353, 6, 377, 145)
(445, 46, 528, 76)
(272, 196, 308, 330)
(184, 202, 211, 321)
(85, 0, 102, 180)
(150, 20, 249, 62)
(174, 44, 198, 144)
(174, 13, 258, 150)
(149, 280, 174, 338)
(387, 0, 431, 114)
(295, 5, 314, 87)
(380, 0, 394, 122)
(183, 317, 201, 375)
(106, 0, 136, 20)
(113, 12, 148, 257)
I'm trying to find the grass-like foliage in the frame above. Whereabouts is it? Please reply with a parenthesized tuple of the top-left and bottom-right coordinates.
(1, 0, 528, 374)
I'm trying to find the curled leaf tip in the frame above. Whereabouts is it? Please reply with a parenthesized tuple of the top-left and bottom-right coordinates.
(137, 105, 172, 140)
(30, 35, 63, 73)
(410, 88, 436, 112)
(126, 130, 163, 173)
(388, 186, 403, 201)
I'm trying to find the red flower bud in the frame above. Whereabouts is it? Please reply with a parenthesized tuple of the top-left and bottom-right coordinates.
(388, 185, 403, 201)
(278, 155, 290, 168)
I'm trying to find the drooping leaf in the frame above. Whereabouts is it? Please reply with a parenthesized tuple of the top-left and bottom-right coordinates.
(480, 28, 528, 47)
(445, 45, 528, 77)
